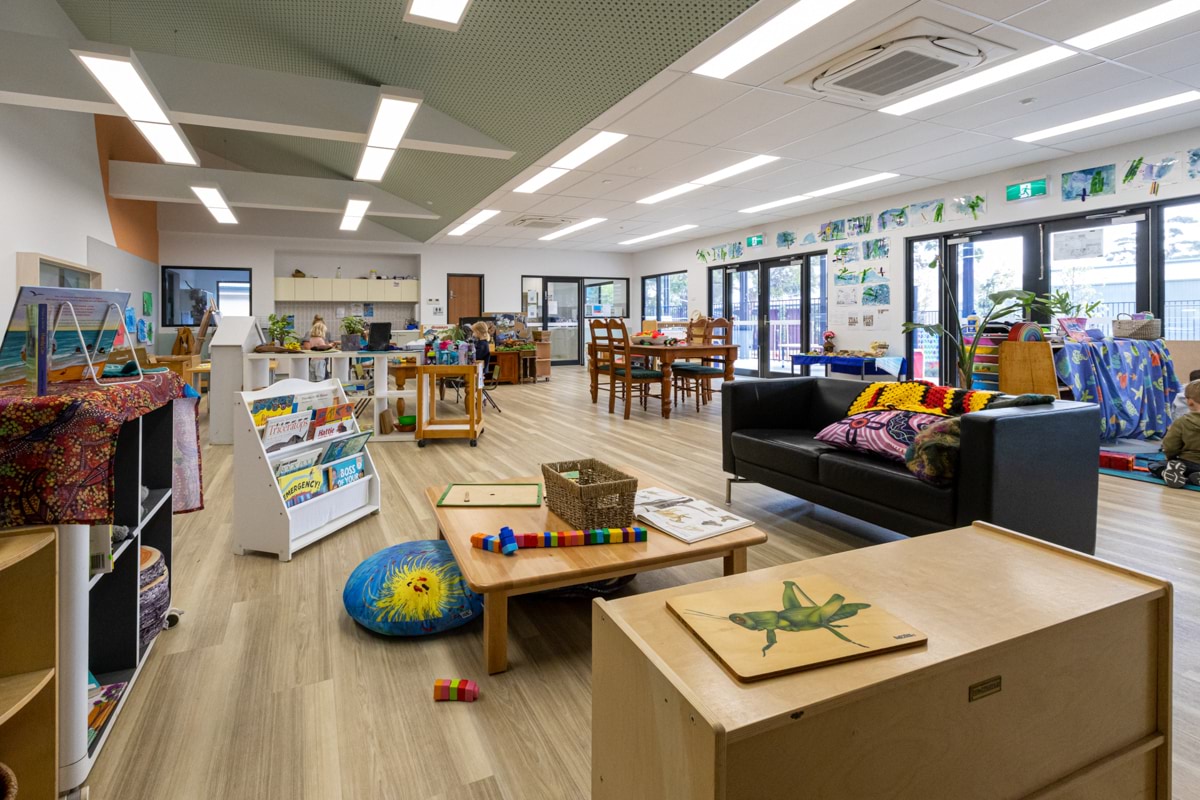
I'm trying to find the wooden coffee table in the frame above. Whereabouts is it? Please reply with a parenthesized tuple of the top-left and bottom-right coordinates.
(426, 468, 767, 673)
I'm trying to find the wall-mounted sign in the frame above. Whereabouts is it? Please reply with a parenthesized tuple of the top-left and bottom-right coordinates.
(1006, 178, 1048, 202)
(746, 233, 765, 248)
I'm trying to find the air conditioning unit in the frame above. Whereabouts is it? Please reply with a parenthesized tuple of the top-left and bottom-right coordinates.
(788, 20, 1012, 108)
(507, 215, 575, 230)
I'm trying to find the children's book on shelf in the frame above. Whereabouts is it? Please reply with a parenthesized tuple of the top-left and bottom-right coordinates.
(310, 402, 355, 442)
(320, 431, 372, 464)
(87, 682, 127, 745)
(326, 453, 365, 490)
(633, 488, 752, 544)
(273, 446, 324, 478)
(278, 464, 328, 507)
(293, 388, 336, 413)
(262, 410, 314, 452)
(250, 394, 295, 426)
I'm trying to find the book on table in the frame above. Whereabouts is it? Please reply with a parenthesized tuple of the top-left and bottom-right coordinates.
(634, 488, 752, 543)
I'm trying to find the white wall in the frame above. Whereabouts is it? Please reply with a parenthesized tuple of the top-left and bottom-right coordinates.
(159, 232, 635, 325)
(632, 128, 1200, 353)
(274, 251, 420, 280)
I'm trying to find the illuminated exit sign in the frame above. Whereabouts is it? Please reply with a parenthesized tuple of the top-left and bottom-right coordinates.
(746, 233, 765, 248)
(1006, 178, 1047, 202)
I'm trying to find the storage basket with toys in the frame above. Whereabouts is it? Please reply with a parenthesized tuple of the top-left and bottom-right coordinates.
(541, 459, 638, 530)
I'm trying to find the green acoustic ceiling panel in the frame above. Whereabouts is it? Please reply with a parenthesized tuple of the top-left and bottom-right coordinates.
(57, 0, 759, 241)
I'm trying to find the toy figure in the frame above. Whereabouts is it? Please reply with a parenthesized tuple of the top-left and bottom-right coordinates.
(822, 330, 836, 354)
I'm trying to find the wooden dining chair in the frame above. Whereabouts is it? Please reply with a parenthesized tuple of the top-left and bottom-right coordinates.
(588, 318, 614, 404)
(598, 318, 665, 419)
(672, 317, 729, 411)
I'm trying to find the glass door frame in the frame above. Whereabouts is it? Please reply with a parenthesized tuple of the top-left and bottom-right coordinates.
(520, 275, 582, 365)
(1042, 208, 1152, 321)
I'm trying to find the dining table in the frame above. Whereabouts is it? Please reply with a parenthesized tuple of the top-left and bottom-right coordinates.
(589, 341, 740, 419)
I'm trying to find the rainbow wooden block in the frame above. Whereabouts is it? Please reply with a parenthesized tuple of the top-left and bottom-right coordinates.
(470, 532, 502, 553)
(498, 526, 518, 555)
(433, 678, 479, 702)
(472, 527, 648, 554)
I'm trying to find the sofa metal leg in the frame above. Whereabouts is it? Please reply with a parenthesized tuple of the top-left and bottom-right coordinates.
(725, 476, 753, 504)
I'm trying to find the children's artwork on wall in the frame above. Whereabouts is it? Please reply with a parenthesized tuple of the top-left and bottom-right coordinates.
(1188, 148, 1200, 180)
(1120, 154, 1181, 193)
(776, 231, 796, 249)
(142, 291, 153, 316)
(948, 194, 986, 222)
(908, 199, 944, 227)
(146, 322, 153, 344)
(696, 241, 745, 264)
(1062, 165, 1116, 201)
(862, 238, 890, 261)
(801, 232, 818, 245)
(878, 207, 908, 230)
(835, 286, 860, 306)
(136, 318, 149, 343)
(125, 306, 136, 331)
(820, 220, 846, 242)
(832, 244, 859, 265)
(846, 215, 872, 238)
(862, 284, 892, 306)
(847, 314, 860, 327)
(835, 265, 887, 285)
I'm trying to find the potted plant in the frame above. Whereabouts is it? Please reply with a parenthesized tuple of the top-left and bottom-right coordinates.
(255, 313, 295, 352)
(903, 256, 1050, 387)
(341, 315, 366, 351)
(1045, 289, 1103, 319)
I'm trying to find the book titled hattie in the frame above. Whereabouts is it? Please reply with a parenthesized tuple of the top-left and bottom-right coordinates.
(634, 488, 753, 544)
(310, 403, 354, 442)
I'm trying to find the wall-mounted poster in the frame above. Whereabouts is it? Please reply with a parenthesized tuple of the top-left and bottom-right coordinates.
(142, 291, 152, 316)
(820, 220, 846, 242)
(1061, 165, 1116, 201)
(835, 265, 888, 285)
(878, 207, 908, 230)
(1120, 154, 1181, 192)
(835, 286, 860, 306)
(862, 284, 891, 306)
(908, 199, 943, 227)
(846, 215, 872, 238)
(862, 238, 890, 261)
(832, 244, 859, 265)
(776, 231, 796, 249)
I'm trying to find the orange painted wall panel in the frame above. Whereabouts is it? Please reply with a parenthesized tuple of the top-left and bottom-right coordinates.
(94, 114, 158, 264)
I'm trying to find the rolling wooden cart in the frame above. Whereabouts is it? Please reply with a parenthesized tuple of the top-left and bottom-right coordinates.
(416, 363, 484, 447)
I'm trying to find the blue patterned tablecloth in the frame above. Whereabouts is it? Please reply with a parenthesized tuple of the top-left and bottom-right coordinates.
(1054, 339, 1180, 441)
(791, 354, 908, 378)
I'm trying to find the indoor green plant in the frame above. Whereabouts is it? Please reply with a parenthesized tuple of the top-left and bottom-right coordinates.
(1044, 289, 1103, 319)
(341, 315, 367, 351)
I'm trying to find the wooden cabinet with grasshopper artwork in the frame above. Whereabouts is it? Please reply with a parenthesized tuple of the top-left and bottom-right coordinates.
(593, 522, 1172, 800)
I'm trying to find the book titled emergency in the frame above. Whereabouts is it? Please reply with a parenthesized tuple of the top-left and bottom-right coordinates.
(326, 453, 364, 490)
(278, 465, 328, 508)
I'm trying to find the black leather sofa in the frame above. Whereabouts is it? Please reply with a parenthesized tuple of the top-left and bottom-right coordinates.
(722, 377, 1100, 554)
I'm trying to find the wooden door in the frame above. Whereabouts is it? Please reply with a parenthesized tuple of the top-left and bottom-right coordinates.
(448, 275, 482, 324)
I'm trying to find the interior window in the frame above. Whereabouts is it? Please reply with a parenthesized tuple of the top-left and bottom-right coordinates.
(161, 266, 253, 326)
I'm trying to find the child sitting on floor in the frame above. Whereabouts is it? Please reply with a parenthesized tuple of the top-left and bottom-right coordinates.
(1172, 369, 1200, 421)
(1153, 379, 1200, 488)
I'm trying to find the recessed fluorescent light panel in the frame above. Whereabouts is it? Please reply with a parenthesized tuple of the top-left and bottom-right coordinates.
(1014, 91, 1200, 142)
(514, 167, 570, 194)
(448, 209, 500, 236)
(190, 185, 237, 225)
(638, 155, 779, 204)
(356, 88, 423, 182)
(738, 173, 897, 213)
(539, 218, 606, 241)
(620, 224, 699, 246)
(739, 194, 812, 214)
(340, 198, 371, 231)
(694, 0, 858, 79)
(882, 0, 1200, 116)
(404, 0, 473, 31)
(513, 131, 628, 193)
(73, 49, 198, 165)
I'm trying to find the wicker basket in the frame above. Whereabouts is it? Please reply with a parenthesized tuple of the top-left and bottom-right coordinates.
(541, 459, 638, 530)
(1112, 314, 1162, 340)
(0, 761, 16, 800)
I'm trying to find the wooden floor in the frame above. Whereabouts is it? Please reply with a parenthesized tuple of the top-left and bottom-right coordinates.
(87, 368, 1200, 799)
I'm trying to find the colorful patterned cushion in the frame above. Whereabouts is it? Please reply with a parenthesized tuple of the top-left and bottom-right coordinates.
(343, 540, 482, 636)
(815, 410, 945, 462)
(847, 380, 1000, 417)
(905, 417, 962, 486)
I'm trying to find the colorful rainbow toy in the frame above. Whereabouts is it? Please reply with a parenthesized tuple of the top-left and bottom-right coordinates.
(498, 526, 518, 555)
(434, 678, 479, 702)
(471, 527, 647, 553)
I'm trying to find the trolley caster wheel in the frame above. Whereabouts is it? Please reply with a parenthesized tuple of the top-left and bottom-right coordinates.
(470, 439, 478, 447)
(166, 608, 184, 628)
(418, 440, 427, 448)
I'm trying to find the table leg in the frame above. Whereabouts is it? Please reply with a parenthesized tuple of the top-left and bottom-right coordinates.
(484, 591, 509, 674)
(660, 360, 672, 419)
(723, 548, 747, 575)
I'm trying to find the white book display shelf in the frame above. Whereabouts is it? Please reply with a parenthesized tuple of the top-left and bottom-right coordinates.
(233, 378, 380, 561)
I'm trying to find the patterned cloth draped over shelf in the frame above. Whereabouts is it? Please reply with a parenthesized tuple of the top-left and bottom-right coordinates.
(1054, 339, 1180, 441)
(0, 373, 203, 527)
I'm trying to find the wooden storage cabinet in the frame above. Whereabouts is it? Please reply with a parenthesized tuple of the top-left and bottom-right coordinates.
(593, 523, 1171, 800)
(535, 341, 551, 380)
(274, 277, 295, 301)
(273, 277, 420, 304)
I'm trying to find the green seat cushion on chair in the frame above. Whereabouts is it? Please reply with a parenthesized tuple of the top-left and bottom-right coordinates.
(671, 363, 724, 375)
(613, 367, 664, 379)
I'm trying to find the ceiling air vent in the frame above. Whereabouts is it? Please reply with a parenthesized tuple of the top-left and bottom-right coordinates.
(787, 20, 1011, 109)
(507, 215, 575, 230)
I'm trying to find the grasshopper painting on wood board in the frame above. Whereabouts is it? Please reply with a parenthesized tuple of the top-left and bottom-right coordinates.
(687, 580, 872, 656)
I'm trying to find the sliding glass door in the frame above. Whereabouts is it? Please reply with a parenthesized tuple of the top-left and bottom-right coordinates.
(1044, 212, 1149, 336)
(521, 276, 581, 365)
(1161, 200, 1200, 340)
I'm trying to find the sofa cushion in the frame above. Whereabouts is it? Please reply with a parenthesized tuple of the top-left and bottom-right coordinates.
(731, 429, 839, 482)
(905, 417, 961, 486)
(814, 410, 944, 462)
(819, 452, 956, 524)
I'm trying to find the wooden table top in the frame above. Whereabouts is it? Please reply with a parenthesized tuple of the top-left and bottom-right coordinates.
(426, 467, 767, 594)
(596, 522, 1168, 739)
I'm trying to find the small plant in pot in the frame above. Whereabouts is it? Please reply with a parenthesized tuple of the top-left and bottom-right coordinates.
(341, 315, 367, 351)
(255, 313, 295, 353)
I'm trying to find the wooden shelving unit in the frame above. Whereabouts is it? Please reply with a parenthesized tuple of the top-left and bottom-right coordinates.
(416, 363, 484, 447)
(0, 527, 58, 799)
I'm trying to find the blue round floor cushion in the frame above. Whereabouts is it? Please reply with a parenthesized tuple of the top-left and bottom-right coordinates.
(343, 540, 482, 636)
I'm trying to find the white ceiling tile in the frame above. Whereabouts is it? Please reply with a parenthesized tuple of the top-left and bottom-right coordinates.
(729, 160, 840, 191)
(1165, 63, 1200, 89)
(503, 166, 591, 196)
(645, 147, 782, 184)
(859, 131, 1007, 171)
(1003, 0, 1150, 42)
(819, 121, 962, 167)
(667, 89, 816, 147)
(1096, 14, 1200, 63)
(523, 195, 588, 216)
(1115, 30, 1200, 75)
(541, 134, 656, 173)
(769, 111, 915, 160)
(934, 148, 1069, 182)
(609, 73, 750, 139)
(898, 138, 1041, 177)
(1048, 106, 1200, 152)
(488, 193, 544, 213)
(564, 197, 637, 218)
(602, 139, 710, 178)
(557, 172, 639, 199)
(587, 70, 684, 129)
(725, 102, 867, 153)
(944, 0, 1045, 20)
(599, 177, 681, 202)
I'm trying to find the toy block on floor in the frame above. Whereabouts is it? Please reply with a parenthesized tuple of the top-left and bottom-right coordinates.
(1100, 451, 1136, 471)
(434, 678, 480, 702)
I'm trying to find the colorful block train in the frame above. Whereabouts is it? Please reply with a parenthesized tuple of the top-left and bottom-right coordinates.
(433, 678, 479, 702)
(470, 526, 647, 555)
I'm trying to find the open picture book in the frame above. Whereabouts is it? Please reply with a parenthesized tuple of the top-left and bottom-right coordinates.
(634, 488, 752, 543)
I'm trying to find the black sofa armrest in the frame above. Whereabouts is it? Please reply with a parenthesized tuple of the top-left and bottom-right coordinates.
(958, 401, 1100, 554)
(721, 378, 816, 474)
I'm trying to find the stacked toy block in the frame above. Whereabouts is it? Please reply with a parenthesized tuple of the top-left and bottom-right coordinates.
(470, 526, 647, 554)
(433, 678, 480, 702)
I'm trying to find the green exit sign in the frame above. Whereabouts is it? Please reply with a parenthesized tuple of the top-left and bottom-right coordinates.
(1006, 178, 1048, 202)
(746, 233, 765, 248)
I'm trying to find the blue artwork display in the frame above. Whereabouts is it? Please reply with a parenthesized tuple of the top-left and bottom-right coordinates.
(1061, 165, 1116, 201)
